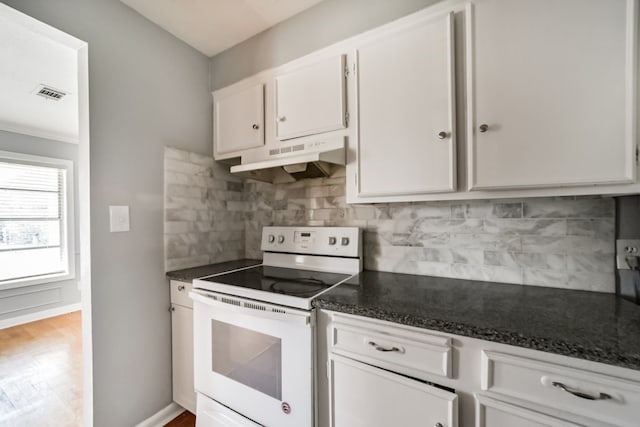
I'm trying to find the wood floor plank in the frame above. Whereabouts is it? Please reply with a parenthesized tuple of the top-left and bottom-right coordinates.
(164, 410, 196, 427)
(0, 311, 82, 426)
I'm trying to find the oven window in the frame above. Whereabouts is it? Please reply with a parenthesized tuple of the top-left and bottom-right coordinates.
(211, 320, 282, 400)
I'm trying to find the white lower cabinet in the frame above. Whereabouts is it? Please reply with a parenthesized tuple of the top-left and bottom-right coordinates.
(329, 353, 458, 427)
(170, 280, 196, 414)
(318, 311, 640, 427)
(475, 394, 583, 427)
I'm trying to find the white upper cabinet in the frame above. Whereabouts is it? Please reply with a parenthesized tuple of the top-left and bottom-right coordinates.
(275, 55, 347, 140)
(467, 0, 637, 190)
(213, 83, 264, 159)
(354, 11, 457, 199)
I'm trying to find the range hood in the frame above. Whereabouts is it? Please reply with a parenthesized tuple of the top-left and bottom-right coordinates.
(230, 137, 346, 183)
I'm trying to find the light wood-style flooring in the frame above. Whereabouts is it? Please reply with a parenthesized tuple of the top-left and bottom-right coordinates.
(165, 410, 196, 427)
(0, 311, 82, 427)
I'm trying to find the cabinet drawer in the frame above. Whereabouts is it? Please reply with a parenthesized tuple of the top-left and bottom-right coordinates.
(330, 314, 451, 380)
(475, 393, 585, 427)
(170, 280, 192, 308)
(330, 353, 457, 427)
(482, 351, 640, 427)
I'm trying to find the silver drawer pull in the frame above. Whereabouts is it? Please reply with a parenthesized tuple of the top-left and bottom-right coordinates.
(368, 341, 402, 353)
(552, 381, 612, 401)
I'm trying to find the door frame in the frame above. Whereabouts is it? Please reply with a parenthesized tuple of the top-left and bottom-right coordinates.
(0, 5, 93, 425)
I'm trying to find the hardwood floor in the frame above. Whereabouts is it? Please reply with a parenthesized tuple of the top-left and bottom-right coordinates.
(165, 410, 196, 427)
(0, 311, 82, 427)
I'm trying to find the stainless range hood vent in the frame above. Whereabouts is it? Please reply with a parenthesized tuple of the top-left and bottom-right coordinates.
(283, 161, 331, 179)
(230, 137, 346, 183)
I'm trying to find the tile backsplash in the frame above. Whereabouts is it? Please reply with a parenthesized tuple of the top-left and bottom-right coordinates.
(165, 148, 615, 292)
(164, 147, 245, 271)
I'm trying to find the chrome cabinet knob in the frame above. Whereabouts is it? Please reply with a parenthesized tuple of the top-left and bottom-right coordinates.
(278, 116, 286, 122)
(437, 131, 448, 139)
(435, 423, 443, 427)
(177, 285, 185, 291)
(168, 305, 175, 312)
(252, 124, 260, 130)
(479, 124, 489, 133)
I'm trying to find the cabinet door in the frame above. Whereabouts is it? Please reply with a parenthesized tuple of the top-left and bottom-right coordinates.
(275, 55, 346, 140)
(356, 11, 457, 197)
(475, 394, 583, 427)
(214, 83, 264, 157)
(172, 304, 196, 413)
(467, 0, 636, 190)
(329, 354, 457, 427)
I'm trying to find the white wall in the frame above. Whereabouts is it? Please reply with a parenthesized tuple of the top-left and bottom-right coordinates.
(0, 130, 81, 323)
(1, 1, 211, 425)
(210, 0, 442, 90)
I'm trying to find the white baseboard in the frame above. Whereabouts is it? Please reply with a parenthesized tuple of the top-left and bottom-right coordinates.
(135, 402, 185, 427)
(0, 302, 82, 329)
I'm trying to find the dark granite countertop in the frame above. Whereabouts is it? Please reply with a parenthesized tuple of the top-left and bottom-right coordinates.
(166, 259, 262, 282)
(313, 270, 640, 371)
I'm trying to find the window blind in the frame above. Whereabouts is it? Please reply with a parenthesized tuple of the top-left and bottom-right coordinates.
(0, 160, 68, 283)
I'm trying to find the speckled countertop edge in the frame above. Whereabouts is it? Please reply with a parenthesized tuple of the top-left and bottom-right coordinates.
(314, 300, 640, 370)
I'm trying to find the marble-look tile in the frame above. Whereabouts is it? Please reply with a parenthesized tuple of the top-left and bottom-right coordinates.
(453, 202, 523, 219)
(522, 235, 614, 254)
(484, 219, 566, 236)
(450, 234, 522, 251)
(566, 254, 615, 273)
(390, 204, 451, 220)
(567, 219, 615, 238)
(449, 263, 523, 284)
(522, 268, 568, 288)
(523, 198, 614, 218)
(416, 219, 484, 234)
(484, 251, 565, 270)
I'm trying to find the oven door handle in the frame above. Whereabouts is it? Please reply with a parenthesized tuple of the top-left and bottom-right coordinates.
(190, 290, 311, 325)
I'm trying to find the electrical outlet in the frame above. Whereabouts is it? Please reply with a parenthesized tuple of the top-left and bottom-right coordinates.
(616, 239, 640, 270)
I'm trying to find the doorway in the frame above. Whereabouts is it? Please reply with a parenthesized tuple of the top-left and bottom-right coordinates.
(0, 3, 92, 426)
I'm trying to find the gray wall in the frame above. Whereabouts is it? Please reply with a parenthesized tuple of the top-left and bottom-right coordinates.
(0, 130, 81, 322)
(2, 0, 211, 425)
(210, 0, 441, 90)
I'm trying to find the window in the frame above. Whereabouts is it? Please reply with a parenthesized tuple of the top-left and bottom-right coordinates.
(0, 151, 74, 289)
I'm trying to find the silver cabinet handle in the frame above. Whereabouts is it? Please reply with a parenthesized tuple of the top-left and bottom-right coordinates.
(252, 124, 260, 130)
(437, 131, 448, 139)
(479, 124, 489, 133)
(552, 382, 612, 401)
(177, 285, 185, 291)
(368, 341, 402, 353)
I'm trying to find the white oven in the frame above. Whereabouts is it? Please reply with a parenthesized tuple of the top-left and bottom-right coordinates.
(191, 226, 362, 427)
(192, 290, 314, 427)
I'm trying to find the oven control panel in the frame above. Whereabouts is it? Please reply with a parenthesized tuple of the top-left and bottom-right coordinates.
(261, 226, 361, 257)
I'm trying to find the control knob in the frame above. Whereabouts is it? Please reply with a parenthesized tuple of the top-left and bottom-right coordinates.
(268, 234, 275, 243)
(329, 237, 337, 245)
(278, 235, 285, 244)
(341, 237, 350, 246)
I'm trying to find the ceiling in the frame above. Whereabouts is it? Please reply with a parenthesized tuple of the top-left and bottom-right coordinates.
(0, 10, 79, 144)
(120, 0, 325, 57)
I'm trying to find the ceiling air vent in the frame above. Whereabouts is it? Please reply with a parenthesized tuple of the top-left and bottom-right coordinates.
(34, 84, 67, 101)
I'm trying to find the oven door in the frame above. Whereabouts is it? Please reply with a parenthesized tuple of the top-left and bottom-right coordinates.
(191, 289, 314, 427)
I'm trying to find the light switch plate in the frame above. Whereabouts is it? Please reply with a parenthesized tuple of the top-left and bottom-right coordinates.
(616, 239, 640, 270)
(109, 205, 130, 232)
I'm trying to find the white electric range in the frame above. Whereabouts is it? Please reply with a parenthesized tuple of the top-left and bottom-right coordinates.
(191, 226, 362, 427)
